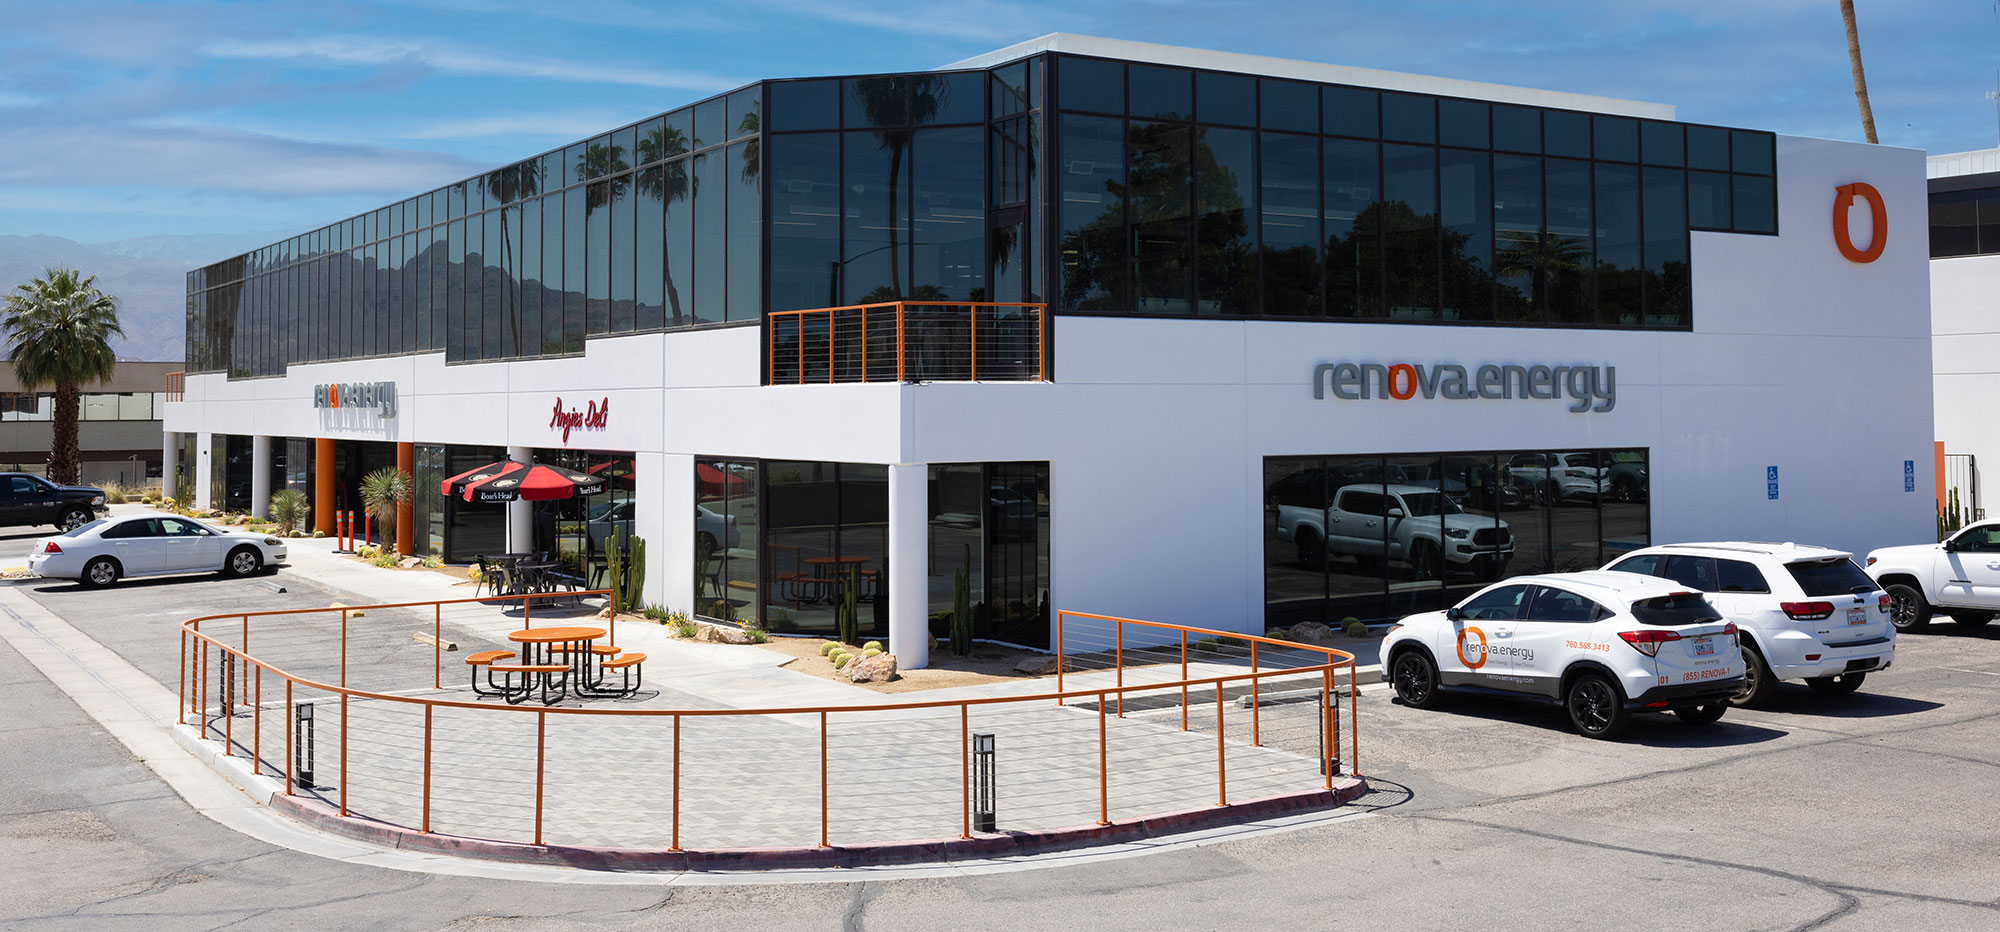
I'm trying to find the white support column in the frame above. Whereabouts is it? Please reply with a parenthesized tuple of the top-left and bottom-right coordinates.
(506, 445, 533, 554)
(655, 454, 695, 615)
(249, 436, 272, 518)
(887, 462, 929, 669)
(160, 431, 178, 502)
(193, 433, 213, 511)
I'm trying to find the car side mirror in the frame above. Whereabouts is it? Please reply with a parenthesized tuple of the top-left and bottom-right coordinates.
(1385, 508, 1405, 519)
(1944, 539, 1959, 553)
(1445, 606, 1464, 621)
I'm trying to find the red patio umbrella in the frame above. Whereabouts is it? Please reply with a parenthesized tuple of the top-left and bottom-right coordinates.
(696, 462, 746, 496)
(459, 462, 607, 503)
(441, 459, 525, 498)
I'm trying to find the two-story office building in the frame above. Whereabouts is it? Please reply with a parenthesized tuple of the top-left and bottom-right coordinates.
(164, 34, 1934, 667)
(1927, 147, 2000, 522)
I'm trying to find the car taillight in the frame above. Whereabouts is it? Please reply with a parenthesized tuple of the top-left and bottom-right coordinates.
(1878, 593, 1891, 612)
(1781, 601, 1835, 621)
(1722, 622, 1740, 644)
(41, 542, 60, 554)
(1618, 629, 1683, 657)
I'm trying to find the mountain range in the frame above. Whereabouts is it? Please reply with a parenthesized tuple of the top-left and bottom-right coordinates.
(0, 227, 305, 364)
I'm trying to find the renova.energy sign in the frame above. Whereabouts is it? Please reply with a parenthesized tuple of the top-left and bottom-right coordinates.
(1312, 362, 1616, 413)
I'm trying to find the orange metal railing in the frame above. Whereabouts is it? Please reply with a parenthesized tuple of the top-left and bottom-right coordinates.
(765, 301, 1047, 384)
(177, 595, 1358, 855)
(165, 370, 185, 402)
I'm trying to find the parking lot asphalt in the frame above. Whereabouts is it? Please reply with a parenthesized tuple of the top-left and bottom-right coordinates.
(6, 548, 2000, 929)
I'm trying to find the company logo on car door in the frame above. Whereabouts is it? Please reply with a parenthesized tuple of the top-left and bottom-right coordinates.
(1457, 627, 1488, 669)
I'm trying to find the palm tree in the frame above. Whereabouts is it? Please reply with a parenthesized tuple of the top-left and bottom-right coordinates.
(1840, 0, 1879, 143)
(2, 268, 123, 485)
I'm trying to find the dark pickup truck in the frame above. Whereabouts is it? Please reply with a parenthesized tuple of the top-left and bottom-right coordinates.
(0, 473, 108, 532)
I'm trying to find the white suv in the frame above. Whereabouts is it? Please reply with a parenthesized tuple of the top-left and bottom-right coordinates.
(1382, 571, 1744, 739)
(1604, 543, 1892, 706)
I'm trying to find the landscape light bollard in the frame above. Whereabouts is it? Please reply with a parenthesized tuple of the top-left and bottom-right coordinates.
(294, 702, 315, 789)
(1317, 688, 1342, 777)
(972, 732, 997, 833)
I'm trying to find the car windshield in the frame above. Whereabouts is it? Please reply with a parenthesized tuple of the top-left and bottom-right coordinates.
(1785, 558, 1876, 596)
(1630, 592, 1723, 626)
(1398, 492, 1461, 516)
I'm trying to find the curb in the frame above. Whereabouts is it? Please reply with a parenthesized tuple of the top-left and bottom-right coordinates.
(265, 777, 1369, 872)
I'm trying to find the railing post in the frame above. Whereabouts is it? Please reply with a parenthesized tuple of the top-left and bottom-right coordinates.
(284, 680, 293, 796)
(896, 303, 907, 382)
(1039, 305, 1047, 381)
(1115, 620, 1124, 718)
(969, 304, 977, 381)
(222, 652, 233, 755)
(178, 628, 186, 726)
(1349, 659, 1361, 778)
(670, 714, 682, 851)
(252, 665, 262, 775)
(1096, 690, 1109, 825)
(241, 615, 249, 698)
(1323, 667, 1335, 789)
(798, 315, 805, 384)
(200, 640, 208, 739)
(828, 308, 836, 382)
(339, 693, 349, 816)
(340, 609, 348, 688)
(1250, 641, 1260, 746)
(421, 705, 433, 833)
(818, 710, 830, 848)
(1215, 682, 1227, 806)
(860, 306, 869, 381)
(1054, 612, 1064, 707)
(960, 704, 971, 839)
(1180, 630, 1189, 731)
(534, 710, 546, 845)
(433, 603, 441, 689)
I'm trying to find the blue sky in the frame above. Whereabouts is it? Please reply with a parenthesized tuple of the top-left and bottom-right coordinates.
(0, 0, 1994, 244)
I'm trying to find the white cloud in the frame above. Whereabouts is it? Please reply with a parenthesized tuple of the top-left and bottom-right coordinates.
(203, 35, 744, 93)
(747, 0, 1058, 42)
(0, 91, 46, 109)
(397, 112, 637, 140)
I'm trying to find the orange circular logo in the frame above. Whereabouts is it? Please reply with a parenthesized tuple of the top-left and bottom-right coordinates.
(1456, 626, 1488, 670)
(1833, 182, 1887, 263)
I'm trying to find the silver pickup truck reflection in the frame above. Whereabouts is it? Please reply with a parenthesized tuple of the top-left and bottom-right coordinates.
(1277, 483, 1514, 578)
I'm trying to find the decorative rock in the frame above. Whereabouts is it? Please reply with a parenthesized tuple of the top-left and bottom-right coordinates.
(846, 652, 898, 683)
(1285, 621, 1336, 645)
(1013, 655, 1068, 675)
(397, 556, 423, 568)
(695, 623, 754, 645)
(594, 605, 616, 620)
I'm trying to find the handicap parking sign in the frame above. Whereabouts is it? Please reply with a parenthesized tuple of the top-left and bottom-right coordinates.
(1767, 466, 1779, 481)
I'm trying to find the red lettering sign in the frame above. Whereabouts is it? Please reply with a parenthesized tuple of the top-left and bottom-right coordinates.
(1834, 182, 1887, 263)
(548, 397, 609, 442)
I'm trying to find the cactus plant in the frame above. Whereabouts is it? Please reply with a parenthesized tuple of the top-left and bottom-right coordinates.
(863, 640, 882, 652)
(1940, 487, 1966, 541)
(950, 544, 974, 657)
(624, 536, 646, 613)
(837, 565, 860, 647)
(820, 642, 838, 657)
(863, 647, 882, 658)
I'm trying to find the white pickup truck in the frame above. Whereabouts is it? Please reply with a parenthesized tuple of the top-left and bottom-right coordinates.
(1865, 520, 2000, 631)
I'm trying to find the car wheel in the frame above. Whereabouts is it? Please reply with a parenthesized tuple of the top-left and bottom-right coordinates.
(58, 507, 90, 532)
(1885, 583, 1931, 632)
(1951, 612, 1994, 629)
(1295, 530, 1323, 569)
(224, 546, 262, 578)
(1564, 672, 1630, 739)
(1730, 641, 1776, 707)
(1606, 479, 1633, 503)
(1390, 650, 1442, 709)
(1674, 702, 1727, 725)
(696, 531, 718, 559)
(81, 557, 119, 588)
(1806, 672, 1865, 696)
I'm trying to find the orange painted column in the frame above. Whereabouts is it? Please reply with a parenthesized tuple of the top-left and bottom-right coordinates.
(1936, 441, 1948, 516)
(395, 442, 415, 555)
(315, 438, 336, 535)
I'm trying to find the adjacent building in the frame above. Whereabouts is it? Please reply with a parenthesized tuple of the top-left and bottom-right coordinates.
(164, 34, 1934, 667)
(1927, 147, 1998, 523)
(1, 360, 176, 487)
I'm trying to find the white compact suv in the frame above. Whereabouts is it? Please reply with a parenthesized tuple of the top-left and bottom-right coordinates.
(1604, 543, 1892, 706)
(1382, 571, 1744, 739)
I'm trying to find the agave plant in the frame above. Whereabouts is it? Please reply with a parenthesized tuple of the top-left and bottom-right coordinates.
(358, 466, 413, 553)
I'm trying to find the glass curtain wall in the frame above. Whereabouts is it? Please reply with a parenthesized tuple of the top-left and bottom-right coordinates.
(758, 462, 888, 638)
(695, 458, 759, 623)
(414, 444, 445, 558)
(187, 86, 762, 377)
(928, 462, 1051, 649)
(1053, 54, 1777, 329)
(1264, 449, 1648, 625)
(442, 445, 507, 563)
(529, 449, 634, 593)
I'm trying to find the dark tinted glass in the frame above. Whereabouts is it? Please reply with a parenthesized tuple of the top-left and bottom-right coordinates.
(693, 98, 724, 148)
(1544, 158, 1593, 323)
(1438, 98, 1488, 149)
(727, 86, 760, 138)
(1609, 554, 1661, 577)
(1715, 559, 1770, 593)
(663, 109, 693, 156)
(1380, 143, 1437, 317)
(1592, 116, 1638, 162)
(726, 140, 760, 321)
(1688, 171, 1731, 228)
(1458, 585, 1528, 621)
(1641, 121, 1683, 166)
(1128, 64, 1191, 120)
(767, 133, 840, 312)
(611, 125, 637, 172)
(1543, 110, 1590, 158)
(1260, 131, 1322, 316)
(1594, 163, 1641, 325)
(915, 72, 981, 124)
(1731, 130, 1774, 174)
(1324, 137, 1380, 317)
(992, 62, 1029, 115)
(844, 75, 907, 127)
(1196, 71, 1256, 126)
(663, 156, 691, 325)
(1059, 56, 1123, 114)
(1196, 125, 1257, 313)
(1528, 586, 1601, 622)
(1323, 86, 1378, 138)
(1380, 93, 1435, 144)
(609, 175, 634, 332)
(1129, 121, 1192, 314)
(1439, 147, 1491, 321)
(692, 151, 723, 321)
(1686, 126, 1730, 170)
(1786, 559, 1877, 596)
(1631, 593, 1722, 626)
(770, 79, 840, 131)
(1260, 79, 1317, 133)
(1733, 175, 1776, 233)
(563, 186, 586, 349)
(1058, 113, 1125, 310)
(586, 182, 610, 333)
(842, 129, 907, 303)
(1494, 156, 1540, 322)
(1642, 167, 1689, 326)
(910, 126, 985, 300)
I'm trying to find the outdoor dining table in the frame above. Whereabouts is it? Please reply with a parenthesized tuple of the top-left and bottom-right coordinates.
(802, 556, 871, 602)
(505, 626, 606, 700)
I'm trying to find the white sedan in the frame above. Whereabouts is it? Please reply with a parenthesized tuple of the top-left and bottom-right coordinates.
(29, 514, 288, 588)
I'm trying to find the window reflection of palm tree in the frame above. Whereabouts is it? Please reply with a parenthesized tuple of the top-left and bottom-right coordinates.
(1493, 231, 1587, 319)
(849, 76, 949, 299)
(636, 128, 690, 323)
(482, 160, 544, 354)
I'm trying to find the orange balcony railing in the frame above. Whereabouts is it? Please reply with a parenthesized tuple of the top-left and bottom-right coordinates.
(165, 370, 185, 402)
(766, 301, 1046, 384)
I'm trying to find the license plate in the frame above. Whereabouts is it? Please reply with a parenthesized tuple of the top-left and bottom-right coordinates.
(1847, 607, 1868, 626)
(1693, 636, 1715, 656)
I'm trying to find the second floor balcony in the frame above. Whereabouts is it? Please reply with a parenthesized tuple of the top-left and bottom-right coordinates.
(765, 302, 1046, 385)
